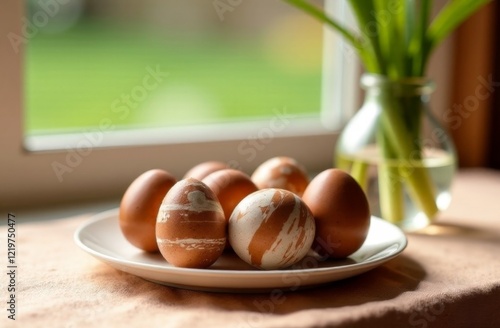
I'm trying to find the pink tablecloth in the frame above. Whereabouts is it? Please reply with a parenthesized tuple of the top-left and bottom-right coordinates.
(2, 169, 499, 327)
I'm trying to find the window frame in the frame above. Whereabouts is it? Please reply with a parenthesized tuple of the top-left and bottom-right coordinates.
(0, 0, 359, 208)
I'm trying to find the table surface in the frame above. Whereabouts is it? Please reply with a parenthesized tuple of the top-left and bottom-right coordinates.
(1, 169, 499, 328)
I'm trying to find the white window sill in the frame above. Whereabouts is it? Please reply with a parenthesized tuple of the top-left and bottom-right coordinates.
(1, 199, 120, 225)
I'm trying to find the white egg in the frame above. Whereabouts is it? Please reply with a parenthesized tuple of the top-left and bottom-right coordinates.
(228, 188, 315, 270)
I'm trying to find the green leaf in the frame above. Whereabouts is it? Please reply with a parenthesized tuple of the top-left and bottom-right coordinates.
(283, 0, 491, 76)
(374, 0, 395, 76)
(348, 0, 387, 74)
(283, 0, 379, 72)
(375, 0, 414, 78)
(411, 0, 432, 75)
(283, 0, 361, 48)
(427, 0, 492, 50)
(402, 0, 417, 53)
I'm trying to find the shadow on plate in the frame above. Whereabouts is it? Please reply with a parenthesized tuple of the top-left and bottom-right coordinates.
(130, 249, 358, 271)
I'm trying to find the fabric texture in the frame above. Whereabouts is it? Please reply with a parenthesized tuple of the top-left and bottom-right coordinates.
(2, 169, 499, 328)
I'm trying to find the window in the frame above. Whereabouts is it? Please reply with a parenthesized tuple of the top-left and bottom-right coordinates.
(0, 0, 358, 208)
(25, 0, 326, 133)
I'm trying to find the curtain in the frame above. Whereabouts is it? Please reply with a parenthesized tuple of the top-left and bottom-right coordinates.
(449, 1, 496, 168)
(488, 2, 500, 169)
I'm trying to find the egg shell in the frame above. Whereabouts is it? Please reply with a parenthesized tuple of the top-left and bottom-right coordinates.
(228, 188, 316, 270)
(119, 169, 177, 252)
(156, 178, 226, 268)
(183, 161, 229, 180)
(251, 157, 309, 196)
(202, 169, 258, 222)
(302, 169, 370, 259)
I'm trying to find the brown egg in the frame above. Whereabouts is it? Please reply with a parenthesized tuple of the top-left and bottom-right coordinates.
(251, 157, 309, 196)
(156, 178, 226, 268)
(119, 169, 177, 252)
(202, 169, 258, 222)
(228, 188, 316, 270)
(183, 161, 229, 180)
(302, 169, 370, 259)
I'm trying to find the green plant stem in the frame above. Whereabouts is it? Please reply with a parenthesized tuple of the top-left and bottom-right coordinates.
(284, 0, 490, 223)
(335, 154, 351, 173)
(335, 152, 368, 192)
(377, 126, 404, 223)
(350, 160, 369, 192)
(380, 90, 439, 219)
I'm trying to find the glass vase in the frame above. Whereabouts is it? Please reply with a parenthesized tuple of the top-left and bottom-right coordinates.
(336, 74, 457, 231)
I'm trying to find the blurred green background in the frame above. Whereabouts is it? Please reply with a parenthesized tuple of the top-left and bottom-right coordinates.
(25, 0, 324, 134)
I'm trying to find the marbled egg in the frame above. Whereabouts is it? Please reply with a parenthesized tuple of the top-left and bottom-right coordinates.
(183, 161, 229, 180)
(302, 169, 370, 259)
(251, 157, 309, 196)
(119, 169, 177, 252)
(228, 188, 316, 270)
(156, 178, 226, 268)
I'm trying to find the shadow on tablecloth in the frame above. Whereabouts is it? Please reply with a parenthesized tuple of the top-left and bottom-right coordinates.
(89, 253, 425, 315)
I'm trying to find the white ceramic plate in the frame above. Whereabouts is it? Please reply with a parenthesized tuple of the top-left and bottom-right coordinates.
(74, 209, 407, 292)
